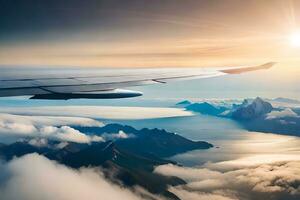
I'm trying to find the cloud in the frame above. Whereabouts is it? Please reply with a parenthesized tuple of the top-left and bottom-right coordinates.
(0, 154, 150, 200)
(155, 164, 222, 182)
(278, 120, 297, 125)
(266, 108, 298, 120)
(26, 138, 70, 150)
(39, 126, 103, 143)
(155, 161, 300, 200)
(168, 188, 237, 200)
(0, 106, 193, 120)
(28, 138, 49, 148)
(102, 130, 135, 141)
(0, 113, 103, 127)
(0, 113, 104, 144)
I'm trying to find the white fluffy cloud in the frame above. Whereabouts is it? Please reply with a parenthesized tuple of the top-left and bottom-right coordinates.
(155, 161, 300, 200)
(0, 113, 104, 144)
(266, 108, 298, 120)
(102, 130, 135, 140)
(39, 126, 103, 143)
(0, 154, 149, 200)
(0, 106, 193, 120)
(0, 106, 192, 144)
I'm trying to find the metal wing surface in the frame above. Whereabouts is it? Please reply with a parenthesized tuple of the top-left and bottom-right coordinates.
(0, 62, 275, 99)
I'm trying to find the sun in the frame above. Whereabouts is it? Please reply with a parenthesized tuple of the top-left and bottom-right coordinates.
(289, 31, 300, 47)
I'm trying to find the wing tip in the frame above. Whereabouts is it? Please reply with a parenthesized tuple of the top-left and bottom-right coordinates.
(221, 62, 276, 74)
(260, 62, 277, 69)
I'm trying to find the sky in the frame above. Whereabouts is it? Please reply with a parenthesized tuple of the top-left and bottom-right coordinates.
(0, 0, 299, 104)
(0, 0, 300, 67)
(0, 2, 300, 200)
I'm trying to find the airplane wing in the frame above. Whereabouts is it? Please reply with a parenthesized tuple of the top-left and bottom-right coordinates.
(0, 62, 275, 100)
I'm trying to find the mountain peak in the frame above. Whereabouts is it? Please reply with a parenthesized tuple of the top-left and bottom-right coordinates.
(232, 97, 273, 120)
(176, 100, 192, 105)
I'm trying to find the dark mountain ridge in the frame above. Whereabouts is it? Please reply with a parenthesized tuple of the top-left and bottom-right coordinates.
(74, 124, 213, 158)
(0, 123, 213, 200)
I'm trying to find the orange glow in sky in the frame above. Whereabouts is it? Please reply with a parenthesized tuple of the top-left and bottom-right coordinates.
(0, 0, 299, 68)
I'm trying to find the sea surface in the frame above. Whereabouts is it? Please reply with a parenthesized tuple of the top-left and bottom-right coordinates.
(109, 114, 300, 167)
(1, 93, 300, 167)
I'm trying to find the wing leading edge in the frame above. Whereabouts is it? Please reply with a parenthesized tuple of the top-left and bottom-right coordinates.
(0, 62, 275, 100)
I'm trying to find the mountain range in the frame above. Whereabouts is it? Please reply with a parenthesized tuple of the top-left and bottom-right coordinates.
(0, 123, 213, 200)
(179, 97, 300, 136)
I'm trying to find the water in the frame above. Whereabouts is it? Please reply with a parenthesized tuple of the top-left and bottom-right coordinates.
(1, 95, 300, 167)
(109, 114, 300, 167)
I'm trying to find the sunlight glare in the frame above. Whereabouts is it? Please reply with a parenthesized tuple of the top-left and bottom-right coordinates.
(289, 31, 300, 47)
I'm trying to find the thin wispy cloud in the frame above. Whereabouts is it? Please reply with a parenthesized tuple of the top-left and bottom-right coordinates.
(1, 0, 299, 67)
(0, 106, 193, 120)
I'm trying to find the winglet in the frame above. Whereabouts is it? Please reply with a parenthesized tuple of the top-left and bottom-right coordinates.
(221, 62, 276, 74)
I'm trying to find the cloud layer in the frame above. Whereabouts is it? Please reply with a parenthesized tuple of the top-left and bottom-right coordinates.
(0, 113, 103, 127)
(155, 161, 300, 200)
(0, 154, 149, 200)
(0, 106, 193, 120)
(266, 108, 299, 120)
(0, 113, 103, 144)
